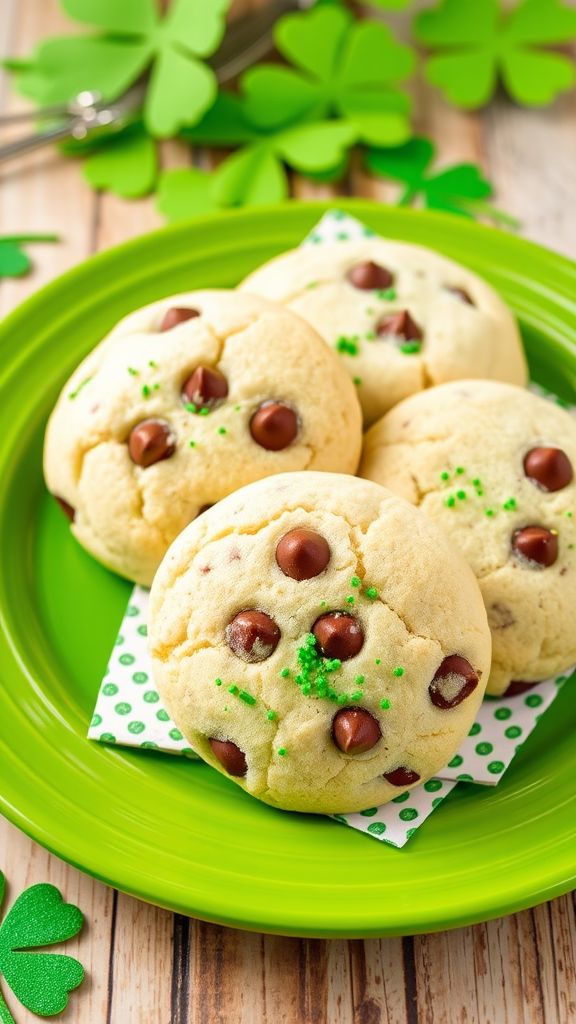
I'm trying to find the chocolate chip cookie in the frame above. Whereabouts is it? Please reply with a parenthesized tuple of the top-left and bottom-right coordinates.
(149, 472, 491, 813)
(44, 292, 362, 585)
(241, 239, 527, 426)
(360, 380, 576, 695)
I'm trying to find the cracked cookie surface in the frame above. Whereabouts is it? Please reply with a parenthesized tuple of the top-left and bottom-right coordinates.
(149, 472, 491, 814)
(360, 380, 576, 695)
(44, 291, 362, 585)
(240, 239, 526, 426)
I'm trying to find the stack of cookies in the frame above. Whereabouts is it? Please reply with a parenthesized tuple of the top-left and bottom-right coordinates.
(45, 232, 575, 814)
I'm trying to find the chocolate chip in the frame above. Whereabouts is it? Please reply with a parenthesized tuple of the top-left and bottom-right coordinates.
(128, 419, 175, 468)
(54, 496, 75, 522)
(523, 447, 573, 492)
(182, 366, 228, 409)
(226, 610, 280, 662)
(332, 707, 381, 754)
(512, 526, 558, 567)
(160, 306, 200, 331)
(250, 402, 298, 451)
(429, 655, 479, 709)
(276, 529, 330, 581)
(503, 680, 539, 697)
(209, 738, 247, 777)
(347, 261, 394, 290)
(384, 766, 421, 787)
(312, 613, 364, 661)
(376, 310, 423, 342)
(446, 286, 474, 306)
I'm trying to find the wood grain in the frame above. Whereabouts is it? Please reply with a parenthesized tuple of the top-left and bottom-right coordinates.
(1, 2, 575, 1022)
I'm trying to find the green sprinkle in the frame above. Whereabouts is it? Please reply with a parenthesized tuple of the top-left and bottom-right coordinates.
(365, 586, 378, 600)
(440, 471, 450, 481)
(234, 404, 241, 411)
(365, 330, 376, 341)
(392, 666, 404, 677)
(319, 600, 327, 607)
(148, 360, 158, 368)
(280, 668, 290, 678)
(377, 288, 396, 301)
(475, 488, 484, 496)
(305, 280, 318, 289)
(472, 478, 481, 487)
(68, 375, 93, 400)
(215, 678, 222, 686)
(568, 543, 575, 549)
(485, 508, 495, 517)
(456, 489, 466, 500)
(566, 511, 573, 518)
(142, 384, 151, 398)
(455, 466, 465, 475)
(127, 366, 139, 376)
(355, 675, 365, 685)
(228, 684, 239, 695)
(267, 710, 277, 720)
(380, 698, 391, 710)
(277, 747, 287, 757)
(185, 402, 197, 413)
(503, 498, 517, 511)
(353, 376, 362, 386)
(351, 575, 361, 588)
(399, 341, 421, 355)
(189, 440, 196, 447)
(365, 306, 376, 315)
(217, 426, 227, 435)
(345, 596, 355, 605)
(239, 690, 256, 706)
(335, 336, 359, 356)
(375, 658, 381, 665)
(337, 693, 348, 705)
(445, 495, 456, 508)
(350, 691, 363, 701)
(199, 407, 210, 416)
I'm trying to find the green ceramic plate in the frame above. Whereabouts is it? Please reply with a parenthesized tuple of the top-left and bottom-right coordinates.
(0, 201, 575, 938)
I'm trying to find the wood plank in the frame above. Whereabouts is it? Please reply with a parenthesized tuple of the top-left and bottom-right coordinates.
(107, 893, 174, 1024)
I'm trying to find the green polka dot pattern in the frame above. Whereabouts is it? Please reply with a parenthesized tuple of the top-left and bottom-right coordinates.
(87, 586, 199, 759)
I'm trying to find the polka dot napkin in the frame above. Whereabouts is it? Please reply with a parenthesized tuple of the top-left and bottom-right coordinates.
(87, 211, 574, 848)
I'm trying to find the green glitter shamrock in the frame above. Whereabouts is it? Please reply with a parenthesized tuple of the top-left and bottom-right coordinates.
(0, 235, 59, 279)
(414, 0, 576, 110)
(10, 0, 230, 137)
(0, 871, 84, 1023)
(241, 4, 414, 145)
(158, 93, 355, 219)
(366, 137, 516, 225)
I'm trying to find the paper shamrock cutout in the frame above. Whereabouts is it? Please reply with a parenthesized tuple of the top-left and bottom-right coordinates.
(62, 122, 157, 198)
(414, 0, 576, 109)
(159, 93, 355, 220)
(0, 236, 59, 279)
(241, 4, 414, 146)
(366, 137, 517, 225)
(0, 871, 84, 1022)
(12, 0, 230, 137)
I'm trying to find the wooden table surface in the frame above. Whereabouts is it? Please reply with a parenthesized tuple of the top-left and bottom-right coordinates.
(1, 2, 576, 1022)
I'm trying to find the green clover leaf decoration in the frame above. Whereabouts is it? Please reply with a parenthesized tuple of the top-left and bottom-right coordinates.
(414, 0, 576, 109)
(241, 4, 414, 145)
(158, 93, 356, 220)
(11, 0, 231, 137)
(0, 871, 84, 1022)
(61, 122, 158, 198)
(0, 236, 59, 279)
(366, 137, 518, 226)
